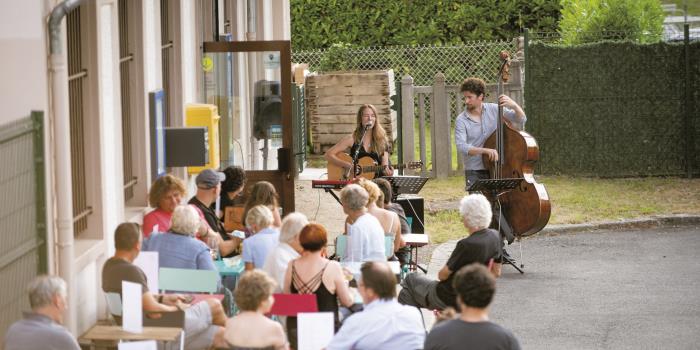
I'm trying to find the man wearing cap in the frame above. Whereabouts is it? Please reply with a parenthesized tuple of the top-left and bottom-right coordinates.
(189, 168, 241, 257)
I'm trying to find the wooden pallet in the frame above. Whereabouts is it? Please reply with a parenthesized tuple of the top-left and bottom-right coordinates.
(306, 70, 397, 154)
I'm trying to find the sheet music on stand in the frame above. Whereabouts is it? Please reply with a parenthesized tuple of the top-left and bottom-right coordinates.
(382, 176, 429, 201)
(468, 178, 522, 194)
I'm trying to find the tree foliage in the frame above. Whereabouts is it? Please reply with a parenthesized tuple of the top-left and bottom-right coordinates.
(290, 0, 561, 50)
(558, 0, 665, 44)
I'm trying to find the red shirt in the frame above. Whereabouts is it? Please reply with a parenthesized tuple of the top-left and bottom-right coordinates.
(142, 206, 208, 242)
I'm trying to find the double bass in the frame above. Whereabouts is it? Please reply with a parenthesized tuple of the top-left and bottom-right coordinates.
(482, 51, 550, 237)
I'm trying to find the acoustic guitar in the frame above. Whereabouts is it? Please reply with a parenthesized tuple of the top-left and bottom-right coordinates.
(327, 152, 423, 180)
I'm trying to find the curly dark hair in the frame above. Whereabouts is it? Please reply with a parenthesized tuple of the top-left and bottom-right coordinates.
(453, 263, 496, 309)
(222, 166, 246, 194)
(460, 77, 486, 97)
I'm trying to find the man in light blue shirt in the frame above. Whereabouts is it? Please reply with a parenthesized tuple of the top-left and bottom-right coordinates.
(454, 77, 526, 190)
(326, 261, 425, 350)
(3, 276, 80, 350)
(454, 77, 526, 244)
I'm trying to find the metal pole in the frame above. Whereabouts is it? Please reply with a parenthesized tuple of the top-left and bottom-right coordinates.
(683, 24, 694, 178)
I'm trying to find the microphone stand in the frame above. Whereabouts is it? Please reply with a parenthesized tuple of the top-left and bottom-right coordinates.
(350, 124, 371, 179)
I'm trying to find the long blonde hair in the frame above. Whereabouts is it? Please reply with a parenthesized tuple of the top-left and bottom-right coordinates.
(353, 104, 389, 156)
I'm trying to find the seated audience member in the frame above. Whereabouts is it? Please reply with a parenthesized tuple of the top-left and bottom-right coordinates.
(220, 165, 247, 231)
(398, 194, 501, 310)
(142, 205, 218, 277)
(3, 276, 80, 350)
(102, 222, 228, 349)
(189, 168, 241, 258)
(142, 174, 186, 238)
(242, 181, 283, 230)
(243, 205, 281, 271)
(262, 212, 309, 291)
(340, 184, 386, 262)
(356, 178, 405, 254)
(374, 177, 411, 265)
(424, 264, 521, 350)
(224, 270, 289, 350)
(283, 223, 355, 349)
(326, 261, 425, 350)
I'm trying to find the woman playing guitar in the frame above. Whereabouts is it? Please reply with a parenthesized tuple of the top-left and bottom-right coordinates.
(325, 104, 394, 179)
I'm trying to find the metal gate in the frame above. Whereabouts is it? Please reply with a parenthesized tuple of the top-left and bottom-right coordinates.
(0, 111, 47, 343)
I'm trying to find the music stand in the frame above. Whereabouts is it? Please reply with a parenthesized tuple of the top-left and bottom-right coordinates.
(468, 178, 525, 274)
(382, 176, 430, 201)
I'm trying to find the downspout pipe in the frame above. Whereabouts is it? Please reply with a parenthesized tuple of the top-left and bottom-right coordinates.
(246, 0, 258, 167)
(48, 0, 84, 334)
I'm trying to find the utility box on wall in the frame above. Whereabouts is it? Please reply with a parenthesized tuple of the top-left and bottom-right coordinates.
(185, 104, 220, 174)
(165, 127, 208, 167)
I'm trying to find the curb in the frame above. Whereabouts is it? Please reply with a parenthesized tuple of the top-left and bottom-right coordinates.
(540, 214, 700, 235)
(426, 214, 700, 275)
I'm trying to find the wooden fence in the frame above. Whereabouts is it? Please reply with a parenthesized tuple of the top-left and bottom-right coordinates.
(400, 60, 524, 179)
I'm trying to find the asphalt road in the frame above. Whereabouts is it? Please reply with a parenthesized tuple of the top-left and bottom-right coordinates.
(488, 225, 700, 350)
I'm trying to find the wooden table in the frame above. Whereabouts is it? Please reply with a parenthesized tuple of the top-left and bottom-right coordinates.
(403, 233, 429, 272)
(81, 325, 183, 350)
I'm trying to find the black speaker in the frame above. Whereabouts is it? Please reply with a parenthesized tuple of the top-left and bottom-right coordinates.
(396, 195, 424, 233)
(253, 80, 282, 140)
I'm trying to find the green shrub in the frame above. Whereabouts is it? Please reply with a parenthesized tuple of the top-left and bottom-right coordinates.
(291, 0, 561, 50)
(558, 0, 664, 44)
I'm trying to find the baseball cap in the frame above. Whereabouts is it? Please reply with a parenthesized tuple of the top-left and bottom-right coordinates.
(196, 169, 226, 189)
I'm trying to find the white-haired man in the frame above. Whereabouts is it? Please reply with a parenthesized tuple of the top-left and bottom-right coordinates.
(262, 212, 309, 291)
(3, 275, 80, 350)
(398, 194, 502, 310)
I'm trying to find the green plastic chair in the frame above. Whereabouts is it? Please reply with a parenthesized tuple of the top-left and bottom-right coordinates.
(158, 268, 219, 294)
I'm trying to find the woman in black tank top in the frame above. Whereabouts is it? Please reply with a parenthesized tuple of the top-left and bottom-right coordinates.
(325, 104, 394, 178)
(283, 223, 355, 349)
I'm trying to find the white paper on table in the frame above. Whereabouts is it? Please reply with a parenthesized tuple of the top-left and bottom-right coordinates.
(118, 340, 157, 350)
(122, 281, 143, 333)
(298, 312, 334, 350)
(133, 251, 159, 294)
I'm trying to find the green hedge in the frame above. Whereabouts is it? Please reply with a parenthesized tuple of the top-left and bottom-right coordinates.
(290, 0, 560, 50)
(525, 41, 700, 176)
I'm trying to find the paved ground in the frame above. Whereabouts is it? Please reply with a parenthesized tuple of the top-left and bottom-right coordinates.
(432, 225, 700, 350)
(295, 171, 700, 349)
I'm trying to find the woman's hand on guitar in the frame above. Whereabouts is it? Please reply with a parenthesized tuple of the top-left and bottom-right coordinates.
(383, 164, 394, 176)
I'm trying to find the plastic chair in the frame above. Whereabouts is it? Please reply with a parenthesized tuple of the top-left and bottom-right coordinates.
(268, 294, 318, 317)
(159, 267, 219, 294)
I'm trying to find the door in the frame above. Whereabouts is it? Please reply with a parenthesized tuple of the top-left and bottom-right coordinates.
(202, 41, 294, 215)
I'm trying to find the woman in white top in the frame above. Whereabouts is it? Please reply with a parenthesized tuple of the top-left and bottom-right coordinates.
(356, 178, 405, 253)
(340, 184, 386, 262)
(262, 212, 309, 292)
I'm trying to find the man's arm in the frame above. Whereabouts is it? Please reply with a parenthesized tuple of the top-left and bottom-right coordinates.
(455, 114, 499, 161)
(499, 95, 526, 130)
(454, 115, 472, 157)
(142, 292, 178, 313)
(437, 265, 452, 281)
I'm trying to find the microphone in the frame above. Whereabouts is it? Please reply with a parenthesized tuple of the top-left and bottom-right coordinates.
(364, 123, 372, 130)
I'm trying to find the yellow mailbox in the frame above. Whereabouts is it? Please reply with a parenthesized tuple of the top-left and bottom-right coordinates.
(185, 103, 220, 174)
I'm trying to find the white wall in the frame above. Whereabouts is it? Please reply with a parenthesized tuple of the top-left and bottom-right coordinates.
(0, 1, 49, 124)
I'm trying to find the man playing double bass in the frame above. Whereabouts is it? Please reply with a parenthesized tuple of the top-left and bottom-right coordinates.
(454, 77, 526, 243)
